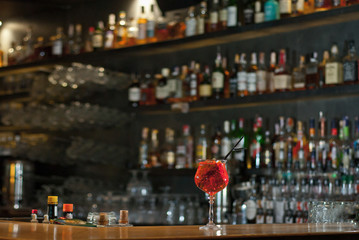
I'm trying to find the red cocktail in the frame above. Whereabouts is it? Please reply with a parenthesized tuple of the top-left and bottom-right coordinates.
(194, 159, 229, 230)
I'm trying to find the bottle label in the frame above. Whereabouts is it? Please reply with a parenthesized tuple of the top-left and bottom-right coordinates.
(264, 3, 278, 21)
(190, 79, 197, 96)
(199, 84, 212, 97)
(325, 63, 343, 84)
(53, 40, 63, 55)
(254, 13, 265, 24)
(197, 17, 205, 34)
(185, 18, 197, 37)
(266, 200, 273, 209)
(343, 61, 357, 82)
(266, 215, 274, 224)
(219, 9, 228, 22)
(230, 77, 237, 95)
(257, 70, 267, 92)
(210, 12, 219, 24)
(227, 6, 238, 27)
(280, 0, 292, 14)
(256, 214, 264, 224)
(167, 79, 178, 95)
(129, 87, 141, 101)
(166, 151, 175, 166)
(273, 74, 292, 90)
(243, 8, 254, 23)
(212, 72, 224, 89)
(268, 72, 275, 92)
(138, 23, 146, 40)
(246, 200, 257, 220)
(297, 0, 304, 11)
(92, 34, 103, 48)
(104, 31, 114, 48)
(247, 72, 257, 93)
(306, 65, 318, 75)
(237, 71, 247, 91)
(156, 85, 169, 99)
(177, 145, 186, 155)
(221, 137, 231, 158)
(196, 144, 207, 159)
(147, 20, 155, 38)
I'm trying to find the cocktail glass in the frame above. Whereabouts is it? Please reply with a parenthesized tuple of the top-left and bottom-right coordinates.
(194, 159, 229, 230)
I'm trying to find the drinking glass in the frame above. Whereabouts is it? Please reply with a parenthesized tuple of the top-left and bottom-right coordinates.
(194, 159, 229, 230)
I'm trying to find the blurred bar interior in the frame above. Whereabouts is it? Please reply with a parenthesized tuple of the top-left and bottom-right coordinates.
(0, 0, 359, 226)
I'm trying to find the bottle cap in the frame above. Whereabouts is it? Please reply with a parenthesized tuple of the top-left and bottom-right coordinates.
(63, 204, 73, 212)
(31, 209, 38, 214)
(47, 196, 58, 205)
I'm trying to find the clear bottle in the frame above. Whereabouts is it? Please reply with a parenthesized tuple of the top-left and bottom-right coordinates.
(128, 75, 141, 107)
(257, 52, 267, 94)
(212, 50, 225, 99)
(185, 6, 197, 37)
(139, 127, 150, 168)
(230, 118, 248, 173)
(237, 53, 248, 97)
(104, 13, 116, 49)
(149, 129, 161, 167)
(147, 4, 156, 43)
(263, 130, 274, 168)
(115, 11, 128, 47)
(308, 118, 317, 171)
(343, 40, 358, 84)
(137, 6, 147, 44)
(52, 27, 65, 57)
(317, 112, 328, 171)
(292, 55, 306, 90)
(247, 52, 258, 95)
(156, 68, 170, 104)
(325, 43, 343, 85)
(189, 63, 199, 101)
(176, 125, 194, 169)
(92, 21, 104, 51)
(196, 124, 209, 162)
(246, 180, 257, 224)
(274, 49, 292, 91)
(167, 66, 180, 98)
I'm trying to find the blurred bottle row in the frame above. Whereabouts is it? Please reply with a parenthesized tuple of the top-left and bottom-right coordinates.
(1, 0, 359, 67)
(128, 40, 359, 107)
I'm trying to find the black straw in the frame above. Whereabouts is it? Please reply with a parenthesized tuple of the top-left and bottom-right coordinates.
(224, 136, 244, 160)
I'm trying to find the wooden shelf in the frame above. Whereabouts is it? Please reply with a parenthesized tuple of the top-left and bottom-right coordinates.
(0, 5, 359, 74)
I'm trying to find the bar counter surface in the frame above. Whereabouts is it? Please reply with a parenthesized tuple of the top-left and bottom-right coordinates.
(0, 221, 359, 240)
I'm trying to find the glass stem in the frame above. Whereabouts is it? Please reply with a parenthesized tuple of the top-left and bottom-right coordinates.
(208, 195, 215, 225)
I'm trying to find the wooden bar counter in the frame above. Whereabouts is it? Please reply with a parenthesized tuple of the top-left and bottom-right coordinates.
(1, 221, 359, 240)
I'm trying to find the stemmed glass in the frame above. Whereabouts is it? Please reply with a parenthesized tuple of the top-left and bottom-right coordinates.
(194, 159, 229, 230)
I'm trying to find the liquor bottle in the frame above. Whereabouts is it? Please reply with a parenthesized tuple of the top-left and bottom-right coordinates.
(317, 112, 328, 171)
(274, 116, 287, 170)
(295, 0, 305, 15)
(343, 40, 358, 84)
(84, 27, 94, 52)
(227, 0, 238, 27)
(212, 50, 225, 99)
(279, 0, 292, 18)
(197, 1, 208, 34)
(319, 50, 329, 87)
(167, 67, 180, 98)
(211, 126, 222, 159)
(149, 129, 161, 167)
(285, 117, 296, 172)
(237, 53, 248, 97)
(247, 52, 258, 95)
(180, 65, 188, 100)
(128, 75, 141, 107)
(115, 11, 128, 47)
(353, 117, 359, 168)
(137, 6, 147, 44)
(256, 199, 265, 224)
(244, 1, 255, 25)
(139, 127, 150, 168)
(294, 121, 308, 170)
(147, 4, 156, 43)
(210, 0, 220, 32)
(219, 0, 228, 30)
(140, 73, 157, 105)
(305, 52, 320, 89)
(168, 13, 186, 39)
(66, 24, 74, 55)
(156, 68, 170, 104)
(263, 130, 274, 168)
(186, 6, 197, 37)
(155, 13, 169, 41)
(314, 0, 332, 11)
(221, 121, 231, 159)
(196, 124, 209, 161)
(52, 27, 65, 57)
(176, 125, 194, 169)
(341, 117, 352, 174)
(254, 0, 265, 23)
(229, 54, 239, 97)
(222, 57, 231, 99)
(189, 64, 199, 101)
(268, 51, 277, 92)
(246, 181, 257, 224)
(292, 55, 306, 90)
(264, 0, 279, 21)
(250, 116, 264, 169)
(257, 52, 267, 94)
(325, 43, 343, 85)
(92, 21, 104, 51)
(104, 13, 116, 49)
(199, 66, 212, 99)
(308, 118, 317, 171)
(303, 0, 315, 14)
(328, 119, 340, 172)
(274, 49, 292, 91)
(230, 118, 247, 174)
(162, 128, 176, 169)
(73, 24, 83, 54)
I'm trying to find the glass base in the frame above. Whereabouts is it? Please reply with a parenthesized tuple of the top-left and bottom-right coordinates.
(199, 222, 222, 230)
